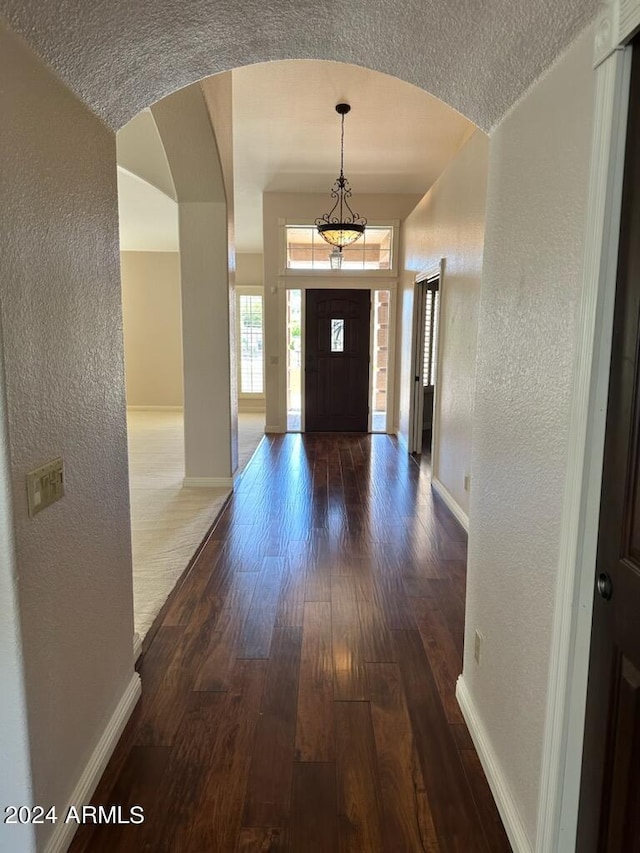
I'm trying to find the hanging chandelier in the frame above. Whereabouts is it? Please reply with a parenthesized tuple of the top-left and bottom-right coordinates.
(316, 103, 366, 252)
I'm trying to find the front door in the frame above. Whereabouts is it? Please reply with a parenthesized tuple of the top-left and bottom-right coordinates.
(305, 289, 370, 431)
(577, 37, 640, 851)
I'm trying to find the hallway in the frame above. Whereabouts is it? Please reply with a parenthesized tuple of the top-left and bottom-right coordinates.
(71, 433, 510, 852)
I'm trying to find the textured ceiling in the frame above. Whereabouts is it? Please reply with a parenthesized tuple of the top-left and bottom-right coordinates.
(0, 0, 598, 131)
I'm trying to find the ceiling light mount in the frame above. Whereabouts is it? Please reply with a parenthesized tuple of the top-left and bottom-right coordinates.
(316, 103, 367, 252)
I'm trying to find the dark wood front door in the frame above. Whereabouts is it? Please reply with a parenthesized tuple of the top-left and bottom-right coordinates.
(577, 38, 640, 852)
(305, 289, 370, 432)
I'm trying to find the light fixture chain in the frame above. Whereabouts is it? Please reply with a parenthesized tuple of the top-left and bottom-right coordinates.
(315, 102, 367, 251)
(339, 112, 345, 222)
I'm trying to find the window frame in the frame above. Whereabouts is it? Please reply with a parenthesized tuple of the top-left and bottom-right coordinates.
(278, 219, 400, 278)
(422, 281, 440, 390)
(236, 285, 265, 400)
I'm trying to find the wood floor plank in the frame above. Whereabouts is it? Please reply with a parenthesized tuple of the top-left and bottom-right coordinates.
(275, 560, 307, 628)
(236, 827, 286, 851)
(460, 749, 513, 853)
(305, 556, 332, 602)
(332, 622, 368, 701)
(295, 602, 335, 761)
(242, 627, 303, 827)
(238, 556, 286, 658)
(75, 434, 509, 853)
(185, 660, 268, 852)
(69, 746, 171, 853)
(288, 762, 338, 853)
(367, 662, 440, 852)
(335, 701, 385, 853)
(411, 599, 465, 726)
(83, 624, 184, 803)
(393, 629, 489, 850)
(135, 620, 214, 747)
(194, 572, 257, 691)
(120, 691, 229, 853)
(162, 538, 225, 627)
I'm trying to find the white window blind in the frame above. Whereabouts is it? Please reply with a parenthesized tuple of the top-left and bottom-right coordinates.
(423, 286, 440, 388)
(238, 293, 264, 394)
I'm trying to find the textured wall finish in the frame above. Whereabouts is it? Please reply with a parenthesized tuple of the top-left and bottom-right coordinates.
(464, 25, 595, 845)
(0, 22, 135, 850)
(0, 0, 597, 132)
(399, 130, 489, 516)
(121, 252, 184, 407)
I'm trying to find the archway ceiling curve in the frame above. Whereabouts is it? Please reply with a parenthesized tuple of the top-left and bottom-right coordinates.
(0, 0, 598, 131)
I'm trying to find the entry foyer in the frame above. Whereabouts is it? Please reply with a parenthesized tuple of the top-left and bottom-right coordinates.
(70, 433, 510, 851)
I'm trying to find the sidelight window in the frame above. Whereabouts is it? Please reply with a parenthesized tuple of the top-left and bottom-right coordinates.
(237, 291, 264, 395)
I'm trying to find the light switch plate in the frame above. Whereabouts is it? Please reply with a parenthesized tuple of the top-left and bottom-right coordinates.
(26, 457, 64, 518)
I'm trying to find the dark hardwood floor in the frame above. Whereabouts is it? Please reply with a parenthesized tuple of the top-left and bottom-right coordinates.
(70, 433, 511, 853)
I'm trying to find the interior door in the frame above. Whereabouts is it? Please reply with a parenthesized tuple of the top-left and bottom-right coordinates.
(577, 37, 640, 852)
(305, 289, 370, 432)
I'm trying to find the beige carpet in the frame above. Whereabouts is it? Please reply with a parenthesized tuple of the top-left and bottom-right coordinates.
(127, 409, 265, 639)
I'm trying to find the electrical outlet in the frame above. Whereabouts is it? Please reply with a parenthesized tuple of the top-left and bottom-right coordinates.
(474, 629, 484, 665)
(464, 474, 471, 492)
(26, 457, 64, 518)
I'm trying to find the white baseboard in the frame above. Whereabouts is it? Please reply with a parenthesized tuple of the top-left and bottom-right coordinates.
(431, 477, 469, 532)
(183, 476, 234, 488)
(265, 424, 285, 433)
(456, 676, 532, 853)
(127, 405, 183, 412)
(44, 672, 141, 853)
(133, 632, 142, 663)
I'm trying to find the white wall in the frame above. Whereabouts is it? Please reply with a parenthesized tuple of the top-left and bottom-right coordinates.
(116, 109, 176, 199)
(152, 84, 236, 482)
(237, 252, 264, 286)
(0, 22, 136, 851)
(263, 192, 421, 431)
(462, 25, 595, 846)
(399, 131, 489, 516)
(201, 75, 239, 473)
(121, 251, 184, 407)
(0, 321, 35, 853)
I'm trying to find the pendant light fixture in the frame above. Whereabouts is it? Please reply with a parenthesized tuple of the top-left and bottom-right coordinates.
(316, 103, 366, 252)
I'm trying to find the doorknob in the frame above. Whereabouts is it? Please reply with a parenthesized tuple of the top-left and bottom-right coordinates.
(597, 572, 613, 601)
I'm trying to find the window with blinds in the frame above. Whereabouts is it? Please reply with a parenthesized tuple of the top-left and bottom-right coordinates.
(423, 286, 440, 388)
(238, 293, 264, 394)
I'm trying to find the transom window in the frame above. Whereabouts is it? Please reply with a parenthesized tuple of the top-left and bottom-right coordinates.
(285, 225, 393, 271)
